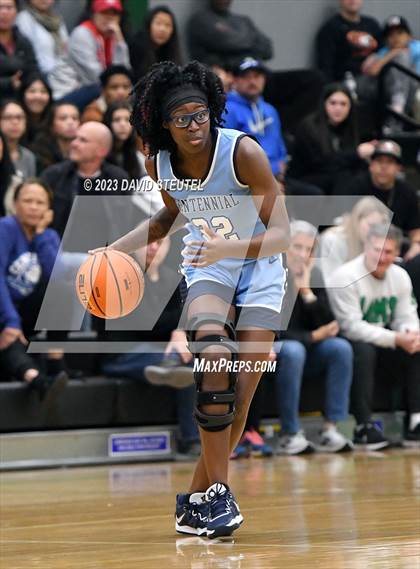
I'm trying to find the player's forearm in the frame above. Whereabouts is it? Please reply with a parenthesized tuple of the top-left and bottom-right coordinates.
(109, 207, 180, 254)
(227, 227, 290, 259)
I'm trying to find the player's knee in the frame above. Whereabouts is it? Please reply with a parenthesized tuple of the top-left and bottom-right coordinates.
(187, 313, 239, 432)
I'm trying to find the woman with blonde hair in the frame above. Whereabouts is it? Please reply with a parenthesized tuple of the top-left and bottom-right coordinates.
(319, 196, 391, 280)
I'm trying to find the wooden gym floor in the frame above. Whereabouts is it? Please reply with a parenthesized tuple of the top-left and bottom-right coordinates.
(1, 450, 419, 569)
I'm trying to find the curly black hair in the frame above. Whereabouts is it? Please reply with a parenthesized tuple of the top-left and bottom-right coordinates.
(130, 61, 226, 156)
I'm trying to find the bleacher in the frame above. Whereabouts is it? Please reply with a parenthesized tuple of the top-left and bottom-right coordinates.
(0, 358, 403, 469)
(1, 0, 419, 469)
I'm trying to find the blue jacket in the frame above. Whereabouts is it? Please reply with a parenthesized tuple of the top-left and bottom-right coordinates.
(377, 40, 420, 75)
(224, 91, 287, 176)
(0, 216, 60, 330)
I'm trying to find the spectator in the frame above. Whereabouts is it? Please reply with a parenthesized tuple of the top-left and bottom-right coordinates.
(328, 223, 420, 448)
(103, 100, 145, 180)
(0, 178, 67, 401)
(129, 5, 182, 82)
(0, 0, 39, 102)
(40, 121, 129, 239)
(223, 57, 323, 203)
(102, 237, 200, 459)
(338, 140, 420, 261)
(224, 58, 287, 178)
(272, 220, 353, 454)
(31, 102, 80, 171)
(362, 16, 420, 127)
(319, 196, 391, 280)
(0, 100, 36, 178)
(20, 74, 53, 145)
(316, 0, 381, 99)
(288, 83, 375, 194)
(68, 0, 130, 87)
(406, 254, 420, 318)
(81, 64, 132, 123)
(0, 129, 19, 216)
(209, 60, 234, 94)
(16, 0, 103, 105)
(198, 3, 323, 137)
(15, 0, 69, 75)
(187, 0, 272, 69)
(79, 0, 132, 42)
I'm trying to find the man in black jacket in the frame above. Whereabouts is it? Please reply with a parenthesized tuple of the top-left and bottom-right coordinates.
(40, 121, 130, 247)
(272, 220, 354, 454)
(338, 140, 420, 261)
(0, 0, 39, 102)
(187, 0, 272, 69)
(316, 0, 381, 98)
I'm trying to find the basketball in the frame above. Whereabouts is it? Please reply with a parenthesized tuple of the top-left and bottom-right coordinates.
(75, 250, 144, 319)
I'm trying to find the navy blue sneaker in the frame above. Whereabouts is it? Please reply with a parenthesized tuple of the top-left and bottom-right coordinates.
(205, 483, 243, 539)
(175, 492, 208, 536)
(353, 422, 390, 451)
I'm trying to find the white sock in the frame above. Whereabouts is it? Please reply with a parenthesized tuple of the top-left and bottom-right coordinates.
(409, 413, 420, 431)
(189, 492, 205, 504)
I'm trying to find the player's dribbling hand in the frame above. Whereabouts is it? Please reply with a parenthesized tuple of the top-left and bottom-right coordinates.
(182, 225, 229, 267)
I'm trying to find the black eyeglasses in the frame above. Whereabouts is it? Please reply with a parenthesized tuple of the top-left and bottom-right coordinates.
(168, 108, 210, 128)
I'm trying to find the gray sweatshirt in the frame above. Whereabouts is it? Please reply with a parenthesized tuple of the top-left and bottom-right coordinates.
(68, 24, 130, 86)
(328, 254, 419, 348)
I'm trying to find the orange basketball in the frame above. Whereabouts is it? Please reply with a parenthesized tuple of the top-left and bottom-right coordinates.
(75, 250, 144, 319)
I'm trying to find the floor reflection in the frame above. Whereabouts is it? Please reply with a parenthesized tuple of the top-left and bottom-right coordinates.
(175, 537, 246, 569)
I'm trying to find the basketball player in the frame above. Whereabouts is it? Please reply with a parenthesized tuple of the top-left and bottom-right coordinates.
(90, 61, 289, 538)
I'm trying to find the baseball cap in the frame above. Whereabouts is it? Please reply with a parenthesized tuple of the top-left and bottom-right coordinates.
(92, 0, 123, 13)
(371, 140, 402, 163)
(383, 15, 411, 37)
(235, 57, 267, 76)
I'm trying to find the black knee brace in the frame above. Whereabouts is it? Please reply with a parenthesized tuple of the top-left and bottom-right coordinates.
(187, 313, 238, 432)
